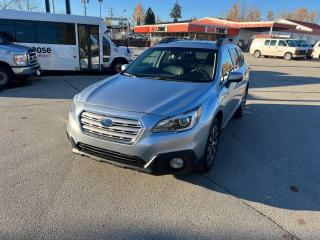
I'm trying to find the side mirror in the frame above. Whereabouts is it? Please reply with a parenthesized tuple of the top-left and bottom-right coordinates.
(227, 72, 243, 83)
(121, 64, 128, 71)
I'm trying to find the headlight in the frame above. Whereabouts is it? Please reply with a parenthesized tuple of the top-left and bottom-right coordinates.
(14, 54, 28, 66)
(70, 95, 78, 113)
(153, 107, 202, 132)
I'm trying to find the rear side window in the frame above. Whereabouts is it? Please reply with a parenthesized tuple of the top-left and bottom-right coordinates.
(36, 22, 76, 45)
(270, 40, 277, 46)
(264, 40, 270, 46)
(221, 49, 233, 80)
(278, 40, 287, 47)
(228, 48, 240, 68)
(235, 48, 245, 66)
(0, 19, 14, 42)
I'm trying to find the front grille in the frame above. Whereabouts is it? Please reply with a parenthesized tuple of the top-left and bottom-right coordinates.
(80, 111, 143, 144)
(27, 51, 37, 65)
(78, 143, 145, 167)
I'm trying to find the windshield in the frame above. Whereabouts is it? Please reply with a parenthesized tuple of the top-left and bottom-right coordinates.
(123, 47, 217, 82)
(299, 40, 309, 47)
(286, 40, 298, 47)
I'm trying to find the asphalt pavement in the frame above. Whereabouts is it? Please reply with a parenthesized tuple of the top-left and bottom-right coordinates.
(0, 54, 319, 240)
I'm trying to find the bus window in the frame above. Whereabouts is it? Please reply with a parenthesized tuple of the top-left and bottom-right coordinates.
(36, 22, 76, 45)
(15, 20, 36, 43)
(0, 19, 14, 42)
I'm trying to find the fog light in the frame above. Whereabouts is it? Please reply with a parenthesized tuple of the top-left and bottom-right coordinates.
(169, 158, 184, 169)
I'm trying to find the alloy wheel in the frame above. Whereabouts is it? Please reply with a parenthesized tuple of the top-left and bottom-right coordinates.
(206, 125, 219, 166)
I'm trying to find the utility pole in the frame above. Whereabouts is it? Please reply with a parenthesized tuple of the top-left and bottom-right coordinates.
(52, 0, 55, 13)
(108, 8, 113, 18)
(98, 0, 103, 18)
(45, 0, 50, 13)
(81, 0, 88, 16)
(66, 0, 71, 14)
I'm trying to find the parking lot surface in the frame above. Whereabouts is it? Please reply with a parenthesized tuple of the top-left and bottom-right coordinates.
(0, 55, 319, 240)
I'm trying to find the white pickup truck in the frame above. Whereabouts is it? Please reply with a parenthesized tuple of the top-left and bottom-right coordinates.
(0, 34, 40, 89)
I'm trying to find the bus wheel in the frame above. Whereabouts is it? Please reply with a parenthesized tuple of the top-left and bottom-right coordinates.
(111, 59, 126, 74)
(0, 65, 14, 89)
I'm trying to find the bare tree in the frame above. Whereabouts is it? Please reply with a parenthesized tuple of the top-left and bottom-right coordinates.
(308, 11, 317, 23)
(279, 8, 318, 23)
(226, 3, 241, 21)
(132, 3, 145, 26)
(0, 0, 16, 9)
(246, 6, 261, 21)
(267, 10, 274, 21)
(15, 0, 38, 11)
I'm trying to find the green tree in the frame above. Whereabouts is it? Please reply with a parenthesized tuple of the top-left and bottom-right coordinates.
(170, 0, 182, 22)
(144, 7, 156, 24)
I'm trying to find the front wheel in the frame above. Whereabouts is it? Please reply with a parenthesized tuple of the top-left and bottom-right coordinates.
(194, 118, 221, 173)
(111, 59, 126, 74)
(284, 52, 292, 60)
(0, 65, 14, 89)
(254, 50, 261, 58)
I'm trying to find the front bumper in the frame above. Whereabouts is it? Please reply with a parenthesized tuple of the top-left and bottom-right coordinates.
(67, 105, 210, 175)
(11, 64, 40, 77)
(292, 54, 306, 58)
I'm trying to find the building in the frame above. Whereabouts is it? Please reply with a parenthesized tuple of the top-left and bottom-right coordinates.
(134, 17, 320, 49)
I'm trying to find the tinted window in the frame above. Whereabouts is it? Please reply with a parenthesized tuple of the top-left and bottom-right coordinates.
(235, 48, 245, 66)
(36, 22, 76, 45)
(264, 40, 270, 46)
(221, 49, 233, 80)
(36, 22, 58, 44)
(229, 48, 243, 68)
(286, 40, 298, 47)
(0, 19, 14, 42)
(228, 48, 238, 66)
(270, 40, 277, 46)
(278, 40, 287, 47)
(15, 21, 36, 43)
(58, 23, 76, 45)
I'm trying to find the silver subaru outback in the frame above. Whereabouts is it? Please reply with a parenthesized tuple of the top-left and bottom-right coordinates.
(67, 40, 249, 175)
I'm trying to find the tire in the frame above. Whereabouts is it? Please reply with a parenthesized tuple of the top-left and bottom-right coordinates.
(284, 52, 292, 60)
(111, 59, 126, 74)
(254, 50, 261, 58)
(0, 65, 14, 89)
(234, 86, 249, 119)
(194, 118, 221, 173)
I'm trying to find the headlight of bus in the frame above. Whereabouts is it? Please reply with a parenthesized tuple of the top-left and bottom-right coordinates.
(153, 107, 202, 132)
(14, 54, 28, 66)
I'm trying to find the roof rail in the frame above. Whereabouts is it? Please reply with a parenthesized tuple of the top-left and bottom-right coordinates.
(216, 37, 225, 48)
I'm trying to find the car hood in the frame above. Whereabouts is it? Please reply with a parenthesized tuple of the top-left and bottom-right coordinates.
(78, 74, 212, 116)
(0, 43, 30, 53)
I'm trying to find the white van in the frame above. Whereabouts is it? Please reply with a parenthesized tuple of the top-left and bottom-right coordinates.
(0, 10, 133, 73)
(312, 41, 320, 59)
(250, 38, 306, 60)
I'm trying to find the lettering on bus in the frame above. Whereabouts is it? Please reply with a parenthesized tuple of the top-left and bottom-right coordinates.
(32, 47, 53, 58)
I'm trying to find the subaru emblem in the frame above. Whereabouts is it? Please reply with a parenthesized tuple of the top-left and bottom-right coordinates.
(100, 118, 113, 127)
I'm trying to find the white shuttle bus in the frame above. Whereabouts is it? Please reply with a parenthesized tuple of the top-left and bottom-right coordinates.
(0, 10, 133, 73)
